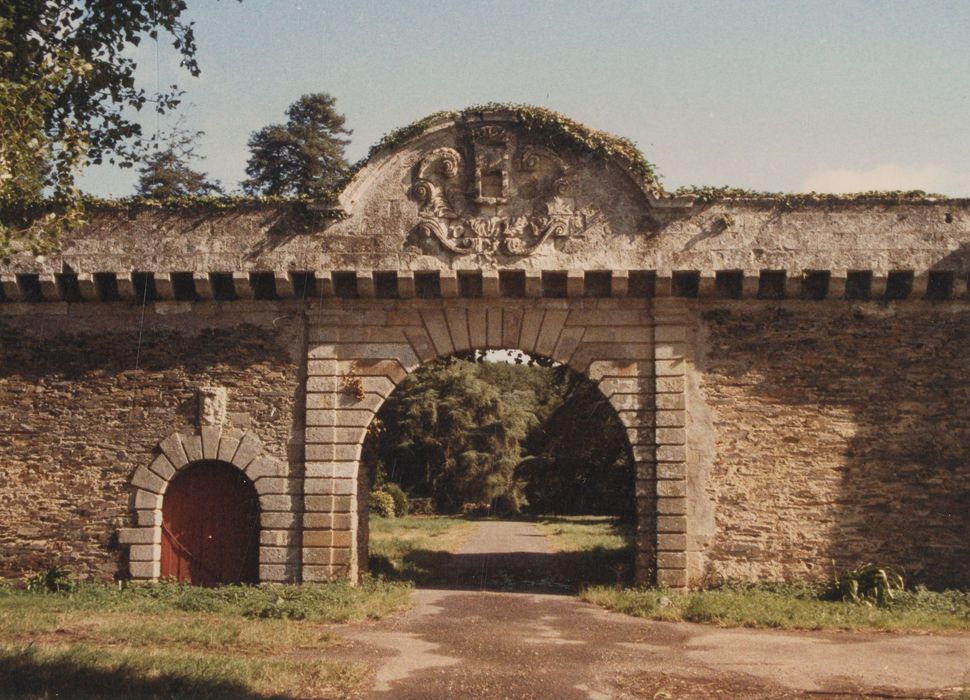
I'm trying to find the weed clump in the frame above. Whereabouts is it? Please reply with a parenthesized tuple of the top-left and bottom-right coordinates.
(369, 490, 397, 518)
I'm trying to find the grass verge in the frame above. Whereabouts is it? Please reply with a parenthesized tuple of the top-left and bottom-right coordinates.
(0, 578, 411, 699)
(368, 514, 476, 583)
(534, 515, 634, 588)
(0, 643, 367, 700)
(582, 583, 970, 632)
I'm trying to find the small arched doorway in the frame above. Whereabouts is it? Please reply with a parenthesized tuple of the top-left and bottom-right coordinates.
(161, 460, 260, 585)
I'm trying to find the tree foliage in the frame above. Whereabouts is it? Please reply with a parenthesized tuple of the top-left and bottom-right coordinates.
(1, 0, 202, 255)
(369, 360, 539, 513)
(2, 0, 199, 170)
(366, 356, 634, 517)
(243, 93, 351, 198)
(520, 367, 636, 518)
(135, 123, 222, 198)
(0, 13, 89, 256)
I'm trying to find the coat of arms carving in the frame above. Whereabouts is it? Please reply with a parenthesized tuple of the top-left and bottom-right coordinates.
(408, 125, 596, 261)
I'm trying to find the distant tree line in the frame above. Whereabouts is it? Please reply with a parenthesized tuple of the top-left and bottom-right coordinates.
(365, 356, 635, 519)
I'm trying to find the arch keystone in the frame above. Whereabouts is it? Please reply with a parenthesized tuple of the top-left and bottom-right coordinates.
(200, 425, 221, 459)
(181, 434, 203, 464)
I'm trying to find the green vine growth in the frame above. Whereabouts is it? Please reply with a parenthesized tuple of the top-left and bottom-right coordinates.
(355, 102, 660, 186)
(10, 106, 965, 254)
(674, 185, 948, 207)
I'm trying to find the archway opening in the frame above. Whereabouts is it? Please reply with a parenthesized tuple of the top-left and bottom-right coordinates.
(161, 460, 260, 585)
(361, 350, 636, 592)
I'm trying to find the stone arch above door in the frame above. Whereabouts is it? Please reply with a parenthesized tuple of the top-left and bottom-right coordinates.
(302, 296, 689, 588)
(119, 428, 296, 582)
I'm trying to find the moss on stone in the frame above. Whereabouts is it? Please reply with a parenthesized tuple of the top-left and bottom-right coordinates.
(358, 102, 659, 186)
(76, 193, 347, 219)
(674, 185, 952, 207)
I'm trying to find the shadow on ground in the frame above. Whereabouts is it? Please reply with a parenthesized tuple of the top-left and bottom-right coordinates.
(0, 648, 298, 700)
(370, 547, 633, 594)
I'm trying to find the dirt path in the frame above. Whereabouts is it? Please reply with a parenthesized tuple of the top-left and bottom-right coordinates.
(432, 518, 556, 591)
(343, 520, 970, 699)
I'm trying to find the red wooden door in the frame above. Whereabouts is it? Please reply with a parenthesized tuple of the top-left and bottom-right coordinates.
(160, 460, 260, 585)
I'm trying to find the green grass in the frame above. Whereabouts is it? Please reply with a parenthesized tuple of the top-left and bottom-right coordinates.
(0, 643, 368, 699)
(369, 513, 635, 591)
(534, 515, 635, 588)
(368, 514, 477, 583)
(535, 515, 633, 554)
(1, 577, 410, 622)
(582, 583, 970, 632)
(0, 579, 411, 698)
(535, 517, 970, 631)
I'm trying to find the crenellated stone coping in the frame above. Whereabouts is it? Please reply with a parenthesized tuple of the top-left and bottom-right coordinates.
(1, 268, 968, 304)
(120, 428, 296, 583)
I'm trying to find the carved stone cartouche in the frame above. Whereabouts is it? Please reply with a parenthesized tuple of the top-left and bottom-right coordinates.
(408, 124, 597, 262)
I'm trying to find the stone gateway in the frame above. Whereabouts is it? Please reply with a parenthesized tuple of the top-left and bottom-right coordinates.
(1, 107, 967, 590)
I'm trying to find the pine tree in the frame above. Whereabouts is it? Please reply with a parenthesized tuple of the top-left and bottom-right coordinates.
(135, 124, 222, 199)
(242, 93, 351, 198)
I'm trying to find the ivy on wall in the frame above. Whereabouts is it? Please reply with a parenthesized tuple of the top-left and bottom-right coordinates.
(15, 105, 966, 234)
(674, 185, 949, 207)
(360, 102, 659, 186)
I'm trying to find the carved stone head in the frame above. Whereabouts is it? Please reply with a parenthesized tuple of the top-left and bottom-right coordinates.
(198, 386, 228, 428)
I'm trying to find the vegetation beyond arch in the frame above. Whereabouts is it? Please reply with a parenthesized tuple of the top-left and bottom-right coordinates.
(364, 351, 635, 518)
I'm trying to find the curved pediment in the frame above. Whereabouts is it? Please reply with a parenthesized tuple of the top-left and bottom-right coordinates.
(337, 106, 691, 265)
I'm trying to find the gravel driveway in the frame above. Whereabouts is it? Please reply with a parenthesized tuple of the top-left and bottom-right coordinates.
(343, 520, 970, 699)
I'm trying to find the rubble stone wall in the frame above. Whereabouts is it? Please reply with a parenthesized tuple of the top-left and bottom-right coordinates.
(0, 302, 305, 581)
(686, 301, 970, 589)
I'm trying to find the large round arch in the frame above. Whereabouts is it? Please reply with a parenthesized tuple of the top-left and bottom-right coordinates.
(302, 297, 689, 588)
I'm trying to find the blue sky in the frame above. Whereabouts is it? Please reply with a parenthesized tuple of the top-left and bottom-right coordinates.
(80, 0, 970, 197)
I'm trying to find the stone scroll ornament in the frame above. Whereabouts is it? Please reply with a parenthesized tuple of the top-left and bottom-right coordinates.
(409, 125, 598, 262)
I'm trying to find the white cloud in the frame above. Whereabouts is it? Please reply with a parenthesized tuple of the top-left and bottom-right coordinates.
(802, 163, 970, 197)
